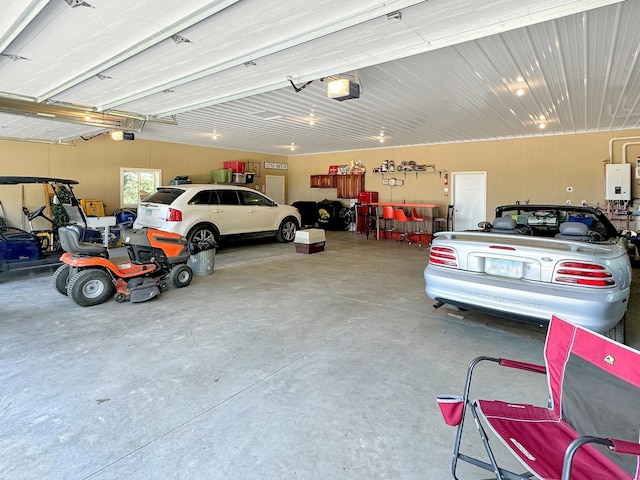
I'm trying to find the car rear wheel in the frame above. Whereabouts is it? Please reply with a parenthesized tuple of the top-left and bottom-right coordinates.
(276, 218, 298, 243)
(52, 264, 70, 295)
(67, 269, 114, 307)
(188, 225, 218, 244)
(604, 315, 625, 344)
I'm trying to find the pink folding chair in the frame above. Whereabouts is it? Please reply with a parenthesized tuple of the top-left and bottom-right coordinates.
(439, 316, 640, 480)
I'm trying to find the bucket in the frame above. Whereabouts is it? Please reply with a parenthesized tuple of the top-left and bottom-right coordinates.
(189, 249, 215, 276)
(437, 394, 464, 426)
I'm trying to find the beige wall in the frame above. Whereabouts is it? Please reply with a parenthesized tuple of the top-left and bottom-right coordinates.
(0, 135, 287, 228)
(2, 129, 640, 228)
(288, 130, 640, 217)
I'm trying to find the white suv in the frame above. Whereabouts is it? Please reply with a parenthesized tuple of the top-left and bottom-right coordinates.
(134, 184, 301, 244)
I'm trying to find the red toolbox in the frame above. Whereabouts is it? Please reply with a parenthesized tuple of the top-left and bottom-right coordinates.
(357, 191, 378, 204)
(223, 161, 246, 174)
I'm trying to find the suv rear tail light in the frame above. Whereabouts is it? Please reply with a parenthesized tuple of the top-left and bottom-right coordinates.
(429, 246, 459, 268)
(166, 208, 183, 222)
(554, 261, 615, 287)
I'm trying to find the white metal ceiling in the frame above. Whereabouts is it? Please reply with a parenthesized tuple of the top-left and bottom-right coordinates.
(0, 0, 638, 155)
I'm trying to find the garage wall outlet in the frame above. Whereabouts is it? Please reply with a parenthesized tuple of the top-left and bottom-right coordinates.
(566, 186, 573, 192)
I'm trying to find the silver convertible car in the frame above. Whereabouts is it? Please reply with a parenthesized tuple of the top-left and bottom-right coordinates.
(424, 204, 632, 343)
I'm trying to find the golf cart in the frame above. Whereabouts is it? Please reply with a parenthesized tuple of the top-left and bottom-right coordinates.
(0, 176, 101, 273)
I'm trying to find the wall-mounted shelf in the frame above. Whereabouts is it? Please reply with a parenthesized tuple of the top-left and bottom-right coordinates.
(374, 170, 446, 179)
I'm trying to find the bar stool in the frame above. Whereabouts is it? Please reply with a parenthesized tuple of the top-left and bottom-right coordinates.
(381, 205, 396, 240)
(395, 208, 412, 243)
(410, 207, 428, 245)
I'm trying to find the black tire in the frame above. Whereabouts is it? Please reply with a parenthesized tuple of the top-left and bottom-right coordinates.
(604, 315, 625, 344)
(276, 218, 298, 243)
(52, 264, 70, 296)
(188, 225, 218, 244)
(158, 280, 169, 292)
(114, 292, 127, 303)
(169, 265, 193, 288)
(67, 269, 114, 307)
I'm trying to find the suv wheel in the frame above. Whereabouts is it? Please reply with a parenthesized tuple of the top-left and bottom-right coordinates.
(188, 225, 218, 244)
(276, 218, 298, 243)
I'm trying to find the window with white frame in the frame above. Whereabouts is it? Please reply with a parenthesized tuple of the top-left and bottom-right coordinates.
(120, 168, 162, 208)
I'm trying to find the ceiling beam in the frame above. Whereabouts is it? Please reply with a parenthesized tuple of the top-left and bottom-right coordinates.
(100, 0, 431, 111)
(36, 0, 243, 103)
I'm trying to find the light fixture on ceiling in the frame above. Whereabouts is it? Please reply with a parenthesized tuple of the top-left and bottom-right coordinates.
(512, 76, 528, 97)
(536, 115, 548, 129)
(327, 78, 360, 101)
(309, 113, 315, 125)
(110, 130, 134, 141)
(379, 130, 385, 143)
(290, 141, 296, 151)
(212, 129, 218, 140)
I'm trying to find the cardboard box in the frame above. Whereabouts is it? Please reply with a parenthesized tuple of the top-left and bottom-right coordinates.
(80, 199, 105, 217)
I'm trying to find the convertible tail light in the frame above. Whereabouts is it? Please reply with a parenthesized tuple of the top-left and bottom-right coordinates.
(166, 208, 183, 222)
(554, 261, 615, 287)
(429, 246, 458, 268)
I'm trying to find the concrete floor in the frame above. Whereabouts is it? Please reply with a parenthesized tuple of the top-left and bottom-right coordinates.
(1, 231, 639, 480)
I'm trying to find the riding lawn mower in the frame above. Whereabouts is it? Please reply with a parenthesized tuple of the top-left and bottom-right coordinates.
(54, 226, 194, 307)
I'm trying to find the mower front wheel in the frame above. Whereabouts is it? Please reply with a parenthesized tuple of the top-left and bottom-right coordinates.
(169, 265, 193, 288)
(67, 269, 114, 307)
(52, 264, 70, 295)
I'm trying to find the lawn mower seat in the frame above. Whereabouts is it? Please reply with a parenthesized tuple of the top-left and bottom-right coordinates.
(489, 216, 518, 233)
(59, 225, 109, 258)
(555, 221, 592, 241)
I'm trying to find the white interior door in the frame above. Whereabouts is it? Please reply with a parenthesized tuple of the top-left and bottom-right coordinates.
(452, 172, 486, 230)
(265, 175, 285, 204)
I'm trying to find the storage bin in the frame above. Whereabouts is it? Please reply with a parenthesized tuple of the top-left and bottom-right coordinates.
(232, 173, 247, 183)
(211, 168, 233, 184)
(223, 161, 246, 174)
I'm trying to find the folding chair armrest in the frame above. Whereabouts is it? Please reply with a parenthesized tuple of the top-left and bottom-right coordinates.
(562, 436, 640, 480)
(464, 356, 545, 395)
(499, 358, 546, 374)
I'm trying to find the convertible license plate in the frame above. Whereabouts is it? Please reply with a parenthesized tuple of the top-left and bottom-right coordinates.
(485, 258, 523, 279)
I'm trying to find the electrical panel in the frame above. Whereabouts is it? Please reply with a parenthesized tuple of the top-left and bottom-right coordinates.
(605, 163, 631, 200)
